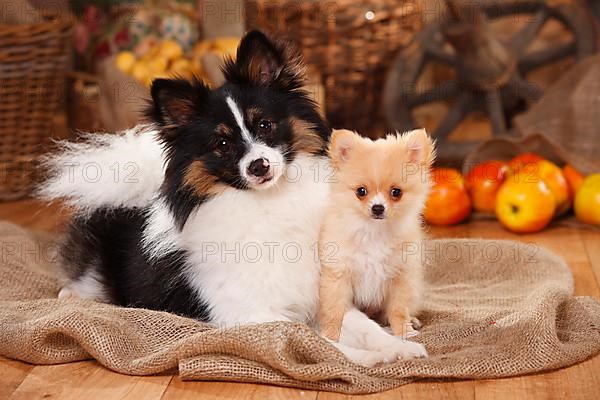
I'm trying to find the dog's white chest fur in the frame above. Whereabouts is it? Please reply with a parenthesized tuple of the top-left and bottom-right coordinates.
(346, 223, 398, 310)
(147, 155, 331, 326)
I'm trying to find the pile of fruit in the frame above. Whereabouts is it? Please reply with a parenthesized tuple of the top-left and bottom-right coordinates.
(115, 37, 240, 87)
(424, 153, 600, 232)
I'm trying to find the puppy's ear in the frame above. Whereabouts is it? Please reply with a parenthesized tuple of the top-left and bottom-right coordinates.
(148, 78, 208, 127)
(224, 30, 303, 90)
(329, 129, 358, 164)
(404, 129, 436, 166)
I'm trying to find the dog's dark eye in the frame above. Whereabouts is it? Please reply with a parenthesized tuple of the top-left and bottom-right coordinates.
(258, 120, 272, 133)
(356, 187, 368, 198)
(217, 138, 231, 153)
(391, 188, 402, 199)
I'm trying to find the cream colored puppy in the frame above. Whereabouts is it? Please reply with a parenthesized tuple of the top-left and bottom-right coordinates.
(319, 129, 435, 343)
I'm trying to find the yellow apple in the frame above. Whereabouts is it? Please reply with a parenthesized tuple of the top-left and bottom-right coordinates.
(159, 40, 183, 61)
(146, 56, 169, 74)
(212, 37, 240, 57)
(115, 51, 136, 74)
(574, 174, 600, 226)
(495, 177, 556, 233)
(131, 61, 151, 84)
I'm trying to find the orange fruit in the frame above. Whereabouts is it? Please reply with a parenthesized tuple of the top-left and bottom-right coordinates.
(425, 168, 471, 226)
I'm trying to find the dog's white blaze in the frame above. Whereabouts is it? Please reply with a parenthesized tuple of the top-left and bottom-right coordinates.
(225, 96, 253, 144)
(370, 193, 386, 207)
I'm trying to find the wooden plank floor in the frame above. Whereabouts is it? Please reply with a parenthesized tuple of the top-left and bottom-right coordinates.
(1, 199, 599, 400)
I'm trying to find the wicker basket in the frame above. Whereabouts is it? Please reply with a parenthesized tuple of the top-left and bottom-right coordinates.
(247, 0, 422, 137)
(0, 21, 71, 200)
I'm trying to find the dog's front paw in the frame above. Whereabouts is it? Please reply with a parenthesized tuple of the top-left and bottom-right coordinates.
(58, 287, 79, 299)
(353, 350, 398, 368)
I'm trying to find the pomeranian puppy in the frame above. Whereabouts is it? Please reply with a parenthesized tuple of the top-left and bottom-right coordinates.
(318, 128, 435, 341)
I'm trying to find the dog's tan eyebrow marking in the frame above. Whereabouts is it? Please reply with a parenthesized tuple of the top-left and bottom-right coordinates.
(216, 123, 233, 136)
(246, 107, 262, 123)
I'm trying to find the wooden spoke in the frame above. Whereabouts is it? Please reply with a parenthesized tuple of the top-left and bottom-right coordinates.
(382, 42, 428, 131)
(507, 75, 543, 102)
(406, 82, 460, 108)
(483, 0, 545, 19)
(484, 87, 507, 135)
(510, 9, 549, 55)
(433, 94, 472, 142)
(426, 43, 457, 66)
(383, 0, 596, 165)
(519, 42, 576, 72)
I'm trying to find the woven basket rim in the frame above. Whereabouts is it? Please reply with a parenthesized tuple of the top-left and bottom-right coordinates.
(0, 19, 72, 33)
(257, 2, 420, 34)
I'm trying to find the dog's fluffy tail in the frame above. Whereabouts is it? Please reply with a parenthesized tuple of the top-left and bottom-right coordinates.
(37, 125, 166, 213)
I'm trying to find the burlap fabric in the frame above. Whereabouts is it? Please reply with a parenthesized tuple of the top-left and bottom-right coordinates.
(1, 221, 599, 394)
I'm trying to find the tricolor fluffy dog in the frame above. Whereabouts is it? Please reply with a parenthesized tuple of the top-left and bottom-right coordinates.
(318, 129, 434, 344)
(39, 31, 426, 367)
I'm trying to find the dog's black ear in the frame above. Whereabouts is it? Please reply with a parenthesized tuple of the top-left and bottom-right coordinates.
(224, 30, 304, 90)
(236, 31, 282, 86)
(148, 78, 209, 127)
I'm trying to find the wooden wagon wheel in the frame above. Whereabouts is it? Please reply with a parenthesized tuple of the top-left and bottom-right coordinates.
(383, 0, 597, 164)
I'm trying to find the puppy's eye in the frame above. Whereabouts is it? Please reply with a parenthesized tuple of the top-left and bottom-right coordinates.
(258, 119, 272, 132)
(356, 187, 368, 198)
(391, 188, 402, 199)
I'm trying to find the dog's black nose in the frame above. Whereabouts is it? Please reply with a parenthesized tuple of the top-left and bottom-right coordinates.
(371, 204, 385, 217)
(248, 158, 270, 177)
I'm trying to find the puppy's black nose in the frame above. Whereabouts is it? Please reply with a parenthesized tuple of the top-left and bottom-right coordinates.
(371, 204, 385, 217)
(248, 158, 270, 177)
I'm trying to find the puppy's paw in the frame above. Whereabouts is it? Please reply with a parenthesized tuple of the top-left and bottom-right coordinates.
(389, 338, 428, 360)
(411, 317, 423, 330)
(389, 321, 419, 338)
(403, 323, 419, 338)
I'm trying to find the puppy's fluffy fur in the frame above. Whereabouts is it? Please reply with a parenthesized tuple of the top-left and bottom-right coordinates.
(318, 129, 435, 341)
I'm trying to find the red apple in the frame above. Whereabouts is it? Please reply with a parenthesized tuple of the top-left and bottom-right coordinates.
(508, 152, 543, 175)
(465, 160, 508, 213)
(563, 164, 584, 201)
